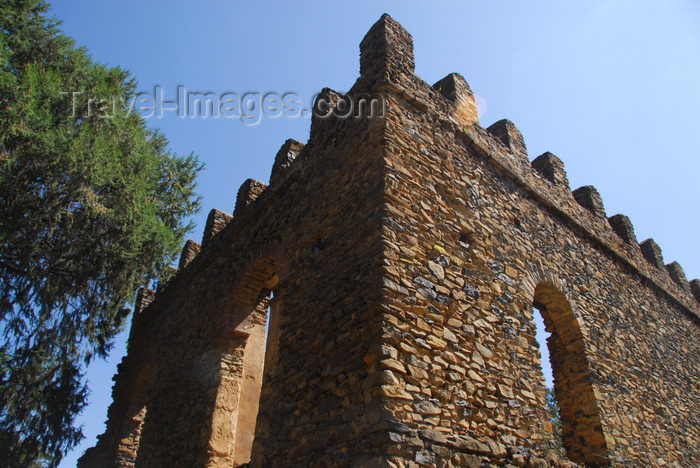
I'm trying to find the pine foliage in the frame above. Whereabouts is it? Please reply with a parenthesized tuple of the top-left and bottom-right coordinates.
(0, 1, 202, 465)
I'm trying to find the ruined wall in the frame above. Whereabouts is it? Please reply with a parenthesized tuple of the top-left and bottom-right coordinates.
(79, 79, 393, 468)
(80, 14, 700, 468)
(370, 22, 700, 464)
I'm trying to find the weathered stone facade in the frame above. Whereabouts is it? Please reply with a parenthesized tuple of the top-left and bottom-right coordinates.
(79, 15, 700, 468)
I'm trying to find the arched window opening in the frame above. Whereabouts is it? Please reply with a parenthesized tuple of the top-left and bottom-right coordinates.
(533, 307, 564, 457)
(533, 307, 554, 388)
(533, 283, 610, 466)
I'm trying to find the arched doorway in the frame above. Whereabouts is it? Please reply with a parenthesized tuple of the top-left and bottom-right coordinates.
(208, 255, 282, 467)
(533, 283, 610, 466)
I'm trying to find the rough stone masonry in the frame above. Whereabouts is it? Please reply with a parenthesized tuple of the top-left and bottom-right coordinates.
(79, 14, 700, 468)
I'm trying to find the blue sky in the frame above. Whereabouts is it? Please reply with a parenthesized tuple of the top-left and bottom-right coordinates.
(47, 1, 700, 465)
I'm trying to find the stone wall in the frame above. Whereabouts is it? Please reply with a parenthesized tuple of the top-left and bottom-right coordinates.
(80, 14, 699, 468)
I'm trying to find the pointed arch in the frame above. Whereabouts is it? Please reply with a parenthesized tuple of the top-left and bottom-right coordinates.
(533, 282, 610, 466)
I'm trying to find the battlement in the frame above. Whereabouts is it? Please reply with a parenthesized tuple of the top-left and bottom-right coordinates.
(168, 15, 698, 321)
(89, 14, 699, 468)
(360, 13, 415, 85)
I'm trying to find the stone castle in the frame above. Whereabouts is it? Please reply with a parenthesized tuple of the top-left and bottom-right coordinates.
(79, 14, 700, 468)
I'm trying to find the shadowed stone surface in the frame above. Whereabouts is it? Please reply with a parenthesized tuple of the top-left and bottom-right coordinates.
(608, 214, 637, 245)
(202, 208, 232, 246)
(360, 13, 414, 84)
(640, 238, 665, 269)
(572, 185, 606, 218)
(691, 279, 700, 303)
(178, 239, 201, 269)
(234, 179, 267, 215)
(531, 152, 570, 188)
(433, 73, 479, 127)
(666, 261, 690, 290)
(486, 119, 528, 165)
(269, 139, 304, 187)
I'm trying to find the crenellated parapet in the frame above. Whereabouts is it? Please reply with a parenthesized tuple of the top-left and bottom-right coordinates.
(353, 15, 700, 318)
(97, 15, 699, 468)
(447, 109, 699, 311)
(359, 13, 414, 86)
(178, 239, 201, 269)
(129, 287, 156, 344)
(269, 139, 304, 187)
(640, 238, 665, 269)
(607, 214, 637, 245)
(167, 12, 700, 324)
(666, 261, 690, 291)
(691, 279, 700, 303)
(531, 152, 569, 188)
(486, 119, 529, 165)
(572, 185, 607, 219)
(432, 73, 479, 127)
(453, 122, 699, 315)
(134, 287, 155, 315)
(234, 179, 267, 216)
(160, 12, 699, 344)
(202, 208, 232, 246)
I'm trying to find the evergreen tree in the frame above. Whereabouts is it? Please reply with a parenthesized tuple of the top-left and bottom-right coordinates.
(0, 1, 202, 465)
